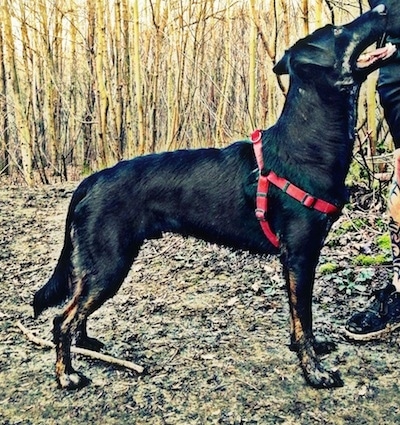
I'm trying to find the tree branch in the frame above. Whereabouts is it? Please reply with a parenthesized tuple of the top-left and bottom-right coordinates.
(16, 321, 144, 374)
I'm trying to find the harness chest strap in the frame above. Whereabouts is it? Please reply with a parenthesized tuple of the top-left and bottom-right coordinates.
(255, 169, 279, 247)
(251, 129, 341, 248)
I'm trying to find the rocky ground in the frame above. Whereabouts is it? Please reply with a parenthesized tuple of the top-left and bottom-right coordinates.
(1, 179, 400, 424)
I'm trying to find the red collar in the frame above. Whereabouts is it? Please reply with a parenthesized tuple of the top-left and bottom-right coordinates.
(251, 129, 341, 248)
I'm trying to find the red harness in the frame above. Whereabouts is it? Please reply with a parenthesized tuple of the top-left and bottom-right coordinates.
(251, 129, 341, 248)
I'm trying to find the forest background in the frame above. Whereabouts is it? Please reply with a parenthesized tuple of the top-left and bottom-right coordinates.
(0, 0, 392, 186)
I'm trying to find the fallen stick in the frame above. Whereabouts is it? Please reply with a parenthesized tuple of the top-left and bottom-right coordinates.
(16, 321, 144, 374)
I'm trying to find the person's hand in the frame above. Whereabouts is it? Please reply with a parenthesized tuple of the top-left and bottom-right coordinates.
(357, 43, 397, 68)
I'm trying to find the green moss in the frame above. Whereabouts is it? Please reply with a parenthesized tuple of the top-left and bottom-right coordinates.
(376, 234, 391, 251)
(374, 218, 388, 232)
(352, 253, 387, 266)
(319, 262, 339, 275)
(331, 218, 369, 237)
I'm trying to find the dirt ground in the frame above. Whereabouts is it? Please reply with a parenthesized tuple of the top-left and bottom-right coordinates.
(1, 179, 400, 424)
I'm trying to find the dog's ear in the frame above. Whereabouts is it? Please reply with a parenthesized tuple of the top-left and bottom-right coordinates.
(273, 52, 290, 75)
(294, 43, 336, 68)
(274, 25, 336, 76)
(273, 44, 335, 76)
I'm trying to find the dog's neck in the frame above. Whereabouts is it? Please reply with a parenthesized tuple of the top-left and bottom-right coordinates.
(266, 80, 361, 200)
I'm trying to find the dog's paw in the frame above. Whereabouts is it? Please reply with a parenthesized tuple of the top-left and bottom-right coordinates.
(76, 335, 105, 352)
(57, 371, 91, 390)
(304, 365, 344, 389)
(289, 336, 336, 355)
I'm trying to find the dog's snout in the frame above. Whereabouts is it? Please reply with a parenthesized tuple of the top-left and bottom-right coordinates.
(373, 4, 387, 15)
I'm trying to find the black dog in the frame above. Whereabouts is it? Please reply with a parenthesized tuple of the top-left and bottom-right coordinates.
(34, 5, 395, 390)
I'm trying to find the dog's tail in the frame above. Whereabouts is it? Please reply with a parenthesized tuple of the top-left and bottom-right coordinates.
(33, 242, 71, 318)
(33, 183, 87, 318)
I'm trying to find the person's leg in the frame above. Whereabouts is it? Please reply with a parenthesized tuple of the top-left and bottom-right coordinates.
(388, 149, 400, 293)
(379, 56, 400, 148)
(345, 56, 400, 341)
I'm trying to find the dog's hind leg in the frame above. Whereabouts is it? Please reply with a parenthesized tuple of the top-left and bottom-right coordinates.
(53, 236, 142, 390)
(53, 288, 91, 390)
(75, 318, 105, 352)
(53, 271, 130, 390)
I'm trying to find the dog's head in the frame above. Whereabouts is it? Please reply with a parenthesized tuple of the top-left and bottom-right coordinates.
(274, 5, 396, 88)
(369, 0, 400, 37)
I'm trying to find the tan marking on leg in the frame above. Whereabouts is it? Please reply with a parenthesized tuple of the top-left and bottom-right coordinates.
(55, 277, 84, 384)
(288, 271, 304, 343)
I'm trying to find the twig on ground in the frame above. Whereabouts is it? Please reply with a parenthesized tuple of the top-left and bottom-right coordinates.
(16, 321, 144, 374)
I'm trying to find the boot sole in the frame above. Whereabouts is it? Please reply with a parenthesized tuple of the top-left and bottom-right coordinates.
(343, 321, 400, 341)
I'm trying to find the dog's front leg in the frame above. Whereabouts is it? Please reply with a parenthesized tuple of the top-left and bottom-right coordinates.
(281, 242, 343, 389)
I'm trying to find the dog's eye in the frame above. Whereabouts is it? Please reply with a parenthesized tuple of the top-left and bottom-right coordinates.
(334, 27, 343, 36)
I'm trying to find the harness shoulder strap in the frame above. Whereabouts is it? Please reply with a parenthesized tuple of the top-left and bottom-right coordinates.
(251, 130, 280, 248)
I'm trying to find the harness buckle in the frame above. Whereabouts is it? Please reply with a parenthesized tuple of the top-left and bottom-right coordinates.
(255, 208, 266, 221)
(251, 129, 262, 143)
(301, 194, 317, 208)
(282, 181, 291, 193)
